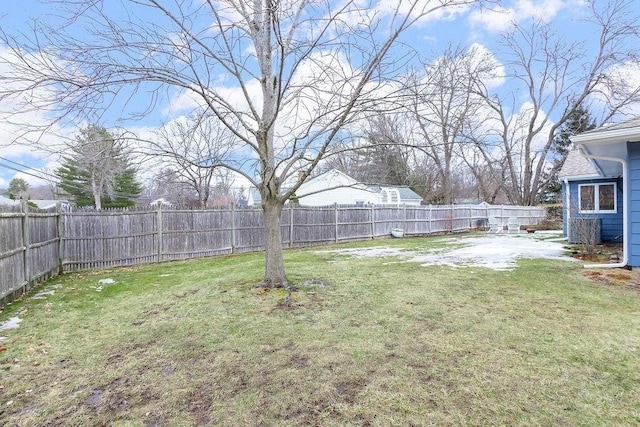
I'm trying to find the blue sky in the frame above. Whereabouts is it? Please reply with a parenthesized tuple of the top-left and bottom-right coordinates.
(0, 0, 637, 190)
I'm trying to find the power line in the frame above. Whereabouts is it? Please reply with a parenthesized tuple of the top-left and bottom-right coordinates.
(0, 157, 143, 201)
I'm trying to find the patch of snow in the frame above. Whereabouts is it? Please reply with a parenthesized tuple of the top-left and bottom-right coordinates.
(319, 247, 409, 258)
(318, 234, 574, 271)
(32, 290, 55, 300)
(98, 278, 116, 285)
(0, 317, 22, 332)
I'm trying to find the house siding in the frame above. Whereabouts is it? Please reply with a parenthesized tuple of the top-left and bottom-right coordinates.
(563, 178, 623, 243)
(627, 141, 640, 266)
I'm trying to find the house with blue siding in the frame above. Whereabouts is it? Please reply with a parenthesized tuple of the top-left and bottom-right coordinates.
(562, 116, 640, 267)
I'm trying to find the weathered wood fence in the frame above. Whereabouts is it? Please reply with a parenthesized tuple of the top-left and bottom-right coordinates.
(1, 202, 545, 304)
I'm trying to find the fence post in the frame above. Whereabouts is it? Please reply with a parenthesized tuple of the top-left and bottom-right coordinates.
(289, 205, 294, 247)
(56, 202, 64, 274)
(157, 203, 163, 262)
(403, 204, 407, 233)
(334, 203, 339, 243)
(231, 203, 236, 252)
(21, 200, 30, 286)
(450, 205, 454, 233)
(428, 205, 432, 234)
(370, 204, 375, 238)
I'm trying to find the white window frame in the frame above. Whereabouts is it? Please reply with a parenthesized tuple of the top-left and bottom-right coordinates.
(578, 182, 617, 214)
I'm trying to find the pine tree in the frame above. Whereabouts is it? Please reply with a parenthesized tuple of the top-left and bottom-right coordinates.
(544, 105, 597, 202)
(55, 125, 142, 208)
(552, 105, 597, 157)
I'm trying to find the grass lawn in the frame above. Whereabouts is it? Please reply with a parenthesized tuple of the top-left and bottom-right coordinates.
(1, 234, 640, 426)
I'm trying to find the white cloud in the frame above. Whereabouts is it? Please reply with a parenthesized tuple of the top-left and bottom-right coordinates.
(591, 61, 640, 117)
(469, 0, 572, 33)
(374, 0, 473, 25)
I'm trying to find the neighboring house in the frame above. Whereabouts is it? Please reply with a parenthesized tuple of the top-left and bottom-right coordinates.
(30, 200, 70, 210)
(294, 169, 423, 206)
(247, 187, 262, 207)
(242, 169, 423, 207)
(238, 187, 262, 208)
(562, 116, 640, 266)
(0, 195, 20, 207)
(0, 197, 69, 210)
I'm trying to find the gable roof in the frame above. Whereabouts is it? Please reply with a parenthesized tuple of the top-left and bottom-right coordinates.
(308, 169, 422, 201)
(559, 149, 600, 180)
(366, 184, 422, 201)
(304, 169, 372, 192)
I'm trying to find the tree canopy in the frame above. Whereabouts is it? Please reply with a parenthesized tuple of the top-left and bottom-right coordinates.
(7, 177, 29, 200)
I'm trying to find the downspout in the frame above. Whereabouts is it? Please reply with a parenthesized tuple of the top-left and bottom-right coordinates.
(578, 149, 628, 268)
(564, 178, 571, 241)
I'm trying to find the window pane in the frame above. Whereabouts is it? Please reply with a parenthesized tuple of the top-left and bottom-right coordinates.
(580, 185, 595, 211)
(599, 184, 615, 211)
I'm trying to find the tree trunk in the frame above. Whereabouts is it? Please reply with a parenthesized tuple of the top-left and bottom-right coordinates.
(260, 196, 288, 288)
(92, 177, 102, 210)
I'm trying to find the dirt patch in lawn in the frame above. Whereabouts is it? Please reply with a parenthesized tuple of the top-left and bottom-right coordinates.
(583, 269, 640, 293)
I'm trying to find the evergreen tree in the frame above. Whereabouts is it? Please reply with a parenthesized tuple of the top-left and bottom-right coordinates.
(543, 105, 597, 202)
(55, 125, 142, 208)
(104, 167, 143, 208)
(7, 177, 30, 200)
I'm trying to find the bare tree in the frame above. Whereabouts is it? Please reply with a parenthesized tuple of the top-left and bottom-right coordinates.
(0, 0, 482, 287)
(323, 115, 415, 185)
(144, 168, 199, 207)
(472, 0, 640, 205)
(154, 110, 235, 208)
(403, 44, 495, 204)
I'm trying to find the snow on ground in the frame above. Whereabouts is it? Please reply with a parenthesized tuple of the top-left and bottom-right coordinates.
(0, 317, 22, 332)
(319, 231, 575, 271)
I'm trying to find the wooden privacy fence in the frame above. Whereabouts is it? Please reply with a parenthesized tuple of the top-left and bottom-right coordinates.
(1, 202, 545, 303)
(0, 203, 62, 303)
